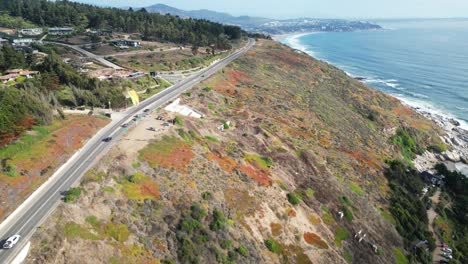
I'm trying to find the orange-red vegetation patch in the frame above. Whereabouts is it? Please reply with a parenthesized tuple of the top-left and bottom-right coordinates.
(139, 136, 194, 174)
(392, 104, 413, 116)
(206, 152, 238, 173)
(270, 222, 282, 237)
(286, 208, 297, 218)
(122, 174, 160, 201)
(139, 179, 160, 200)
(213, 80, 238, 97)
(239, 165, 272, 187)
(343, 149, 382, 171)
(304, 232, 329, 249)
(226, 70, 252, 85)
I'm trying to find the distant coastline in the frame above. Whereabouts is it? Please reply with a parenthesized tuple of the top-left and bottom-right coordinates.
(277, 31, 468, 175)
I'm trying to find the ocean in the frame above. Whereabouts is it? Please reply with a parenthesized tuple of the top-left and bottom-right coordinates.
(279, 19, 468, 130)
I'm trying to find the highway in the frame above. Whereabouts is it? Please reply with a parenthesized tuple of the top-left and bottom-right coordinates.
(0, 38, 255, 264)
(45, 41, 124, 69)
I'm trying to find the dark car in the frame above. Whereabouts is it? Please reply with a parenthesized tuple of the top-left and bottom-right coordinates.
(143, 109, 150, 113)
(122, 123, 128, 128)
(102, 136, 112, 142)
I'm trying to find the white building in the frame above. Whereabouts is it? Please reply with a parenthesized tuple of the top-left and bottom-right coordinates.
(12, 38, 42, 46)
(48, 27, 74, 35)
(20, 28, 43, 36)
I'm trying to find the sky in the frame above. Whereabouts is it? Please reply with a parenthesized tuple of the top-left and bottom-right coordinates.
(77, 0, 468, 19)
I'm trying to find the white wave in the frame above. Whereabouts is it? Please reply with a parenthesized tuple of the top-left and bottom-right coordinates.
(394, 95, 468, 130)
(385, 82, 399, 88)
(280, 32, 324, 57)
(408, 92, 429, 99)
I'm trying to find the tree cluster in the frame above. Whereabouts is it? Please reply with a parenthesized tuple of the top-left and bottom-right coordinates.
(385, 160, 434, 264)
(0, 0, 243, 49)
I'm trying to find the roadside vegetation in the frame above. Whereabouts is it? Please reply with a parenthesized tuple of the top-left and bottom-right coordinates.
(385, 160, 434, 264)
(433, 164, 468, 264)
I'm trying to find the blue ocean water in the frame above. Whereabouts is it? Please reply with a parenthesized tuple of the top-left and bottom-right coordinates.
(280, 19, 468, 129)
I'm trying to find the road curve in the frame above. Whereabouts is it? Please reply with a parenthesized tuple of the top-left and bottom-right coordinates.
(0, 38, 255, 263)
(45, 41, 124, 70)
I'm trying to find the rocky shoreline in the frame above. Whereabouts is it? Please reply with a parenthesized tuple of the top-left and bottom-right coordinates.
(413, 107, 468, 176)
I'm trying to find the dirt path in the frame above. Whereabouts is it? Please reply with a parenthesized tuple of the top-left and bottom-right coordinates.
(427, 189, 443, 263)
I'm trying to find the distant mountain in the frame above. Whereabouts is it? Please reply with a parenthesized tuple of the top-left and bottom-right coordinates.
(144, 4, 382, 34)
(145, 4, 270, 26)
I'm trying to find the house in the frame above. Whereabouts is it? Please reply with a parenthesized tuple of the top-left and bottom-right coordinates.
(420, 171, 445, 187)
(20, 28, 43, 36)
(87, 29, 113, 36)
(48, 27, 74, 35)
(0, 38, 8, 46)
(12, 38, 42, 47)
(0, 74, 18, 83)
(0, 69, 40, 83)
(111, 39, 141, 48)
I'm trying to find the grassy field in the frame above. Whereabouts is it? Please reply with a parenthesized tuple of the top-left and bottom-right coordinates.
(0, 115, 109, 220)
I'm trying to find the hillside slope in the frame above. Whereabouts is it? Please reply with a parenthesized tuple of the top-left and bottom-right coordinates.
(25, 40, 443, 264)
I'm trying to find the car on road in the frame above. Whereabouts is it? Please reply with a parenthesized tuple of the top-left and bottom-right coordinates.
(442, 253, 453, 259)
(442, 248, 452, 253)
(121, 123, 128, 128)
(102, 136, 112, 142)
(143, 109, 150, 113)
(2, 235, 20, 249)
(162, 122, 171, 127)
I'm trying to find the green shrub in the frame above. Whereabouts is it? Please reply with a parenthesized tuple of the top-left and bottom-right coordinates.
(203, 86, 213, 92)
(428, 143, 447, 153)
(3, 164, 16, 177)
(210, 209, 228, 231)
(104, 223, 130, 242)
(393, 248, 409, 264)
(287, 192, 301, 205)
(264, 238, 281, 253)
(305, 188, 315, 198)
(237, 245, 248, 257)
(174, 116, 183, 126)
(342, 207, 354, 221)
(204, 136, 219, 142)
(390, 128, 422, 163)
(220, 239, 232, 249)
(208, 102, 215, 110)
(64, 187, 82, 203)
(201, 191, 212, 200)
(334, 227, 349, 247)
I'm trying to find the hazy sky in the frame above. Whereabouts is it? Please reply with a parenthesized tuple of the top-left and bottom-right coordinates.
(78, 0, 468, 19)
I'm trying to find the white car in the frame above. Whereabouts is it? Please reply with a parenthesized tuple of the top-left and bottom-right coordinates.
(442, 248, 452, 253)
(3, 234, 20, 249)
(442, 252, 453, 259)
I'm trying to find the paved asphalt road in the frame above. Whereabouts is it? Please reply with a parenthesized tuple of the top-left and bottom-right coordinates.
(0, 38, 255, 263)
(45, 41, 124, 69)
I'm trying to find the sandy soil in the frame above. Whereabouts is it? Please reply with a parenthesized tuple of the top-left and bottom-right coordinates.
(118, 110, 174, 162)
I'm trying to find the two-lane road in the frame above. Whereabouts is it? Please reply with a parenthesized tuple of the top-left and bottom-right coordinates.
(0, 38, 254, 263)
